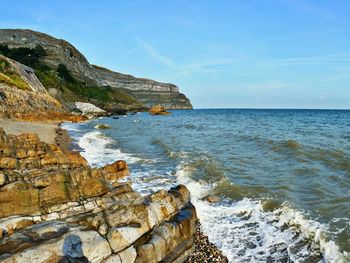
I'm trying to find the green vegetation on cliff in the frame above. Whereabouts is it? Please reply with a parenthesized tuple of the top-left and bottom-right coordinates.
(0, 44, 144, 111)
(36, 65, 142, 111)
(0, 57, 30, 90)
(0, 44, 44, 68)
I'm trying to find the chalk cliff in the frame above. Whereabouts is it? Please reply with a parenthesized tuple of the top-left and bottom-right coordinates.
(0, 29, 192, 110)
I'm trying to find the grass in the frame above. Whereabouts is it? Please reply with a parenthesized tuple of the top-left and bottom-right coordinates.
(0, 58, 30, 90)
(35, 65, 142, 109)
(1, 43, 145, 110)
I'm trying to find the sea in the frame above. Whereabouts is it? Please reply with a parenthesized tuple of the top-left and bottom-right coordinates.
(63, 109, 350, 263)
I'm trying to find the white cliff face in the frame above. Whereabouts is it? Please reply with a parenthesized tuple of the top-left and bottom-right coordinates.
(93, 65, 179, 92)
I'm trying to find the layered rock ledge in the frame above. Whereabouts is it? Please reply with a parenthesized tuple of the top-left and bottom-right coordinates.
(0, 128, 197, 262)
(0, 29, 193, 110)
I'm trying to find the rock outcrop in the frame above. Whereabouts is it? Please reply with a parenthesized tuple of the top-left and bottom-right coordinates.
(0, 29, 193, 110)
(93, 65, 179, 93)
(0, 83, 85, 122)
(0, 29, 99, 85)
(149, 105, 171, 115)
(75, 102, 106, 117)
(0, 55, 87, 122)
(0, 129, 197, 262)
(0, 55, 46, 93)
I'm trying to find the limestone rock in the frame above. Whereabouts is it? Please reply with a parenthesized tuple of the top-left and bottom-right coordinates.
(100, 160, 130, 183)
(0, 83, 86, 122)
(0, 130, 198, 262)
(1, 225, 112, 263)
(95, 124, 112, 129)
(0, 129, 116, 217)
(118, 246, 137, 263)
(0, 29, 193, 110)
(75, 102, 106, 116)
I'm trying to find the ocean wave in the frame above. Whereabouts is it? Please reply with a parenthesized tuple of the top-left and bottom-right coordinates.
(64, 121, 350, 262)
(268, 138, 350, 174)
(175, 165, 350, 263)
(153, 138, 226, 182)
(61, 122, 81, 131)
(151, 139, 189, 161)
(77, 130, 140, 167)
(271, 139, 301, 151)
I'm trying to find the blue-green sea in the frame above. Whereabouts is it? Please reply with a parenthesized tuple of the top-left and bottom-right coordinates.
(64, 109, 350, 262)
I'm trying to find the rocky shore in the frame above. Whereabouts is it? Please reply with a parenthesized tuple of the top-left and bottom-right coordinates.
(186, 222, 228, 263)
(0, 124, 227, 262)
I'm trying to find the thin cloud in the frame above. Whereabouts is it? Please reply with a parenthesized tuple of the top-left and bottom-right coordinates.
(259, 54, 350, 66)
(115, 46, 142, 60)
(175, 58, 234, 76)
(136, 38, 175, 67)
(136, 38, 233, 77)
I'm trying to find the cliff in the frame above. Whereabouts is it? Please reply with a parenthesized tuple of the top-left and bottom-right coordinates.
(0, 55, 46, 93)
(0, 128, 197, 262)
(0, 29, 192, 110)
(0, 55, 85, 122)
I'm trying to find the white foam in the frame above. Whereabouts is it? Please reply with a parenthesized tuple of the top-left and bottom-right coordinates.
(61, 123, 81, 132)
(63, 122, 350, 263)
(175, 165, 350, 263)
(77, 130, 139, 167)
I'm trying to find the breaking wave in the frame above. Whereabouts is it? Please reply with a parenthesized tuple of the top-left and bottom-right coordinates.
(77, 130, 140, 167)
(175, 164, 350, 263)
(64, 115, 350, 263)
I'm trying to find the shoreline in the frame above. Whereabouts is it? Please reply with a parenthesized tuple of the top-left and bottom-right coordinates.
(58, 120, 229, 262)
(0, 117, 228, 261)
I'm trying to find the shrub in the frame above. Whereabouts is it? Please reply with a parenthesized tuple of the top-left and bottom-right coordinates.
(0, 44, 46, 68)
(57, 64, 74, 82)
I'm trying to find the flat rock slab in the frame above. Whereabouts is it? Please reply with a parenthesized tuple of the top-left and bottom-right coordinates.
(0, 119, 58, 144)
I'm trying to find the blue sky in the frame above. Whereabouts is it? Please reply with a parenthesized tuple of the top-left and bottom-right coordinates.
(2, 0, 350, 109)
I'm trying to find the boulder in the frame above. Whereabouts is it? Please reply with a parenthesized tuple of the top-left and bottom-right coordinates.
(101, 160, 130, 183)
(202, 195, 221, 203)
(149, 104, 170, 115)
(75, 102, 106, 116)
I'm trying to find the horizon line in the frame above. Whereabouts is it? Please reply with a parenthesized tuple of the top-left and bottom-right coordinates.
(187, 107, 350, 111)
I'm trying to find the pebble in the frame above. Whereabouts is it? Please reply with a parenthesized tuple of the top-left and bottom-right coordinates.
(186, 221, 228, 263)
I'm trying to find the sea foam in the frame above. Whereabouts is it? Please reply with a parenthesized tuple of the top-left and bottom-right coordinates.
(175, 165, 350, 263)
(65, 123, 350, 263)
(77, 130, 139, 167)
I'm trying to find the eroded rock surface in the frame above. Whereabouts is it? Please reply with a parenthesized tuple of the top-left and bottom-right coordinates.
(74, 102, 106, 117)
(0, 84, 85, 122)
(0, 129, 197, 262)
(0, 29, 192, 110)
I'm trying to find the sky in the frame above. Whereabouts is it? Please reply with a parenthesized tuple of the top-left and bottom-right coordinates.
(1, 0, 350, 109)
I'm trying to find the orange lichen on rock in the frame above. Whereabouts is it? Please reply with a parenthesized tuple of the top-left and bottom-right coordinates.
(99, 160, 130, 183)
(0, 128, 128, 218)
(0, 127, 198, 263)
